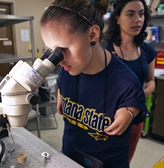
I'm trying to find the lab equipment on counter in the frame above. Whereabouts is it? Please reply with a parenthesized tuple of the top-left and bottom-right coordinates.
(0, 47, 64, 128)
(1, 127, 84, 168)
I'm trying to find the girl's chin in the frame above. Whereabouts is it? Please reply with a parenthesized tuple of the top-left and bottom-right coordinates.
(68, 70, 80, 76)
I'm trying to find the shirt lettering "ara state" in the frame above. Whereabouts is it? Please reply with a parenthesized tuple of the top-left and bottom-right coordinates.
(62, 95, 111, 139)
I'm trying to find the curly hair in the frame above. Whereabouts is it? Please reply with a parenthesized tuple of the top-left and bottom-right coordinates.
(41, 0, 110, 45)
(105, 0, 151, 46)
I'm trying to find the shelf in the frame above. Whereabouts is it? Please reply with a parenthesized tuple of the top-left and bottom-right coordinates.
(149, 41, 164, 45)
(0, 53, 35, 63)
(151, 15, 164, 19)
(0, 14, 36, 63)
(0, 14, 34, 28)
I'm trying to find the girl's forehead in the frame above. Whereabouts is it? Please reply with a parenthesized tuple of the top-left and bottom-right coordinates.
(121, 1, 144, 12)
(124, 1, 144, 9)
(41, 21, 71, 45)
(41, 19, 87, 50)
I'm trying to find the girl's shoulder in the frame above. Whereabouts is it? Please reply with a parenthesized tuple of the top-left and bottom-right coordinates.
(140, 42, 157, 62)
(140, 42, 156, 54)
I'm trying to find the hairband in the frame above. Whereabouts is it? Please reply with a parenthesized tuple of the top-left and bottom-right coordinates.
(50, 4, 93, 26)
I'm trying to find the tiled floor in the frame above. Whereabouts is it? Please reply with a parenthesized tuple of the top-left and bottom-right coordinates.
(27, 108, 164, 168)
(130, 135, 164, 168)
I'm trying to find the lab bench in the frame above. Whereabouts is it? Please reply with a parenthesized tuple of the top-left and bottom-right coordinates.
(1, 127, 83, 168)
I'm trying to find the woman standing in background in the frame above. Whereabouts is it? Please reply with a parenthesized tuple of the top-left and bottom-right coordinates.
(105, 0, 157, 163)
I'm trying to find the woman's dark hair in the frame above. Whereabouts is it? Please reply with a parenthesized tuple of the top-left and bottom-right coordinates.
(105, 0, 151, 46)
(41, 0, 110, 45)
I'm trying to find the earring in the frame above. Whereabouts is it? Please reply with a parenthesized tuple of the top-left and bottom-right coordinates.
(90, 41, 96, 46)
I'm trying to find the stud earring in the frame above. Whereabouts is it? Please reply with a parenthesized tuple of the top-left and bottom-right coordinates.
(90, 41, 96, 46)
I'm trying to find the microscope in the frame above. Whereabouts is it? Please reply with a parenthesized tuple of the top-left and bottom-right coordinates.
(0, 47, 64, 128)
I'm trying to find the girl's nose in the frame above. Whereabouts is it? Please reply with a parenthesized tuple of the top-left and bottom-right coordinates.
(134, 13, 142, 22)
(134, 14, 140, 22)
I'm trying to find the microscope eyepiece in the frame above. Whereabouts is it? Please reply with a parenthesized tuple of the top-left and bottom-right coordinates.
(40, 48, 52, 60)
(48, 47, 64, 66)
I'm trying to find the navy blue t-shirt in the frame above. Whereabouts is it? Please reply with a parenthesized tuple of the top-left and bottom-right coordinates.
(57, 53, 148, 168)
(106, 41, 157, 86)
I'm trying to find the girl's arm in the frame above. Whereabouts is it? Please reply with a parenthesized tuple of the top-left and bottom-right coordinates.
(144, 59, 156, 98)
(104, 106, 140, 135)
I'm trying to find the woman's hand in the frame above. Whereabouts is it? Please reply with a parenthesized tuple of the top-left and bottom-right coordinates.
(57, 89, 63, 115)
(143, 80, 155, 98)
(104, 107, 140, 135)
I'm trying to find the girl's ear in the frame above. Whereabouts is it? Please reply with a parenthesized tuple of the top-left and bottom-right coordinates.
(116, 15, 120, 25)
(89, 25, 100, 43)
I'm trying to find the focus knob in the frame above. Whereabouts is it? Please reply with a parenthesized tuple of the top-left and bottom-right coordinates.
(27, 93, 40, 105)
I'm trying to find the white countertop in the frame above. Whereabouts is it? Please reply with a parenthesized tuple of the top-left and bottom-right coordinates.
(155, 68, 164, 77)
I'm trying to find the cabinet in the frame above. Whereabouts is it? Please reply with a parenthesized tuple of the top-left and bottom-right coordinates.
(152, 77, 164, 141)
(0, 14, 36, 64)
(150, 15, 164, 141)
